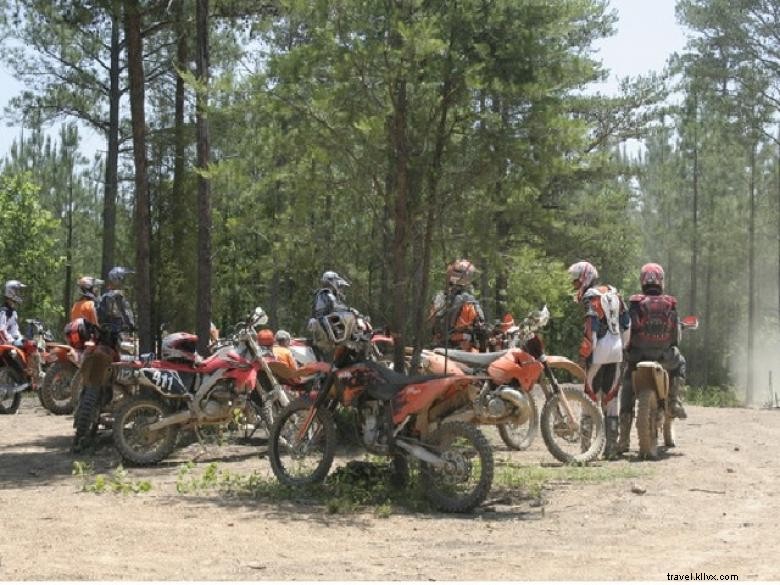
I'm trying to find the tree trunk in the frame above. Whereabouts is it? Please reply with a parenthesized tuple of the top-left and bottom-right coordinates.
(690, 93, 699, 314)
(746, 140, 756, 404)
(195, 0, 212, 355)
(125, 0, 152, 353)
(390, 76, 409, 371)
(63, 172, 73, 323)
(101, 1, 121, 281)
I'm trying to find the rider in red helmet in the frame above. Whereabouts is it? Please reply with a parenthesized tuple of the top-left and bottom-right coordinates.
(568, 261, 630, 459)
(617, 262, 687, 457)
(429, 259, 486, 351)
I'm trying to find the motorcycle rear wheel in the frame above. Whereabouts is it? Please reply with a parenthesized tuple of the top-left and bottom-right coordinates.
(540, 387, 605, 464)
(497, 393, 538, 451)
(39, 361, 78, 415)
(268, 399, 336, 487)
(636, 387, 659, 459)
(0, 367, 23, 414)
(113, 395, 178, 466)
(420, 421, 494, 513)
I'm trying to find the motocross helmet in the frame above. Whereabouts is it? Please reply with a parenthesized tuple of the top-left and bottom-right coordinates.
(161, 332, 199, 363)
(567, 261, 598, 301)
(447, 259, 477, 287)
(640, 262, 665, 294)
(257, 329, 275, 347)
(4, 280, 26, 304)
(107, 266, 135, 288)
(275, 329, 291, 346)
(321, 271, 350, 294)
(77, 275, 104, 297)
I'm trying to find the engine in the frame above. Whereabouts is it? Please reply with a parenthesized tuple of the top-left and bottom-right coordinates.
(199, 380, 235, 419)
(476, 382, 533, 424)
(358, 400, 391, 455)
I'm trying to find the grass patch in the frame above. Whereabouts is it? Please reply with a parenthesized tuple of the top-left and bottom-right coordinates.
(72, 461, 152, 494)
(494, 461, 648, 498)
(687, 386, 742, 408)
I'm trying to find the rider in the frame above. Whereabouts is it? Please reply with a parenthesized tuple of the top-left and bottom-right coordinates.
(617, 262, 687, 457)
(73, 266, 135, 452)
(429, 259, 486, 351)
(70, 276, 104, 325)
(273, 329, 297, 370)
(312, 270, 350, 319)
(568, 261, 630, 459)
(0, 280, 26, 345)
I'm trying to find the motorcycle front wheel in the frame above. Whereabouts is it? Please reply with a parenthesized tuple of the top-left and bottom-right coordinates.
(540, 387, 605, 464)
(420, 421, 494, 513)
(0, 367, 23, 414)
(497, 392, 538, 451)
(268, 399, 336, 487)
(39, 361, 78, 415)
(113, 395, 178, 466)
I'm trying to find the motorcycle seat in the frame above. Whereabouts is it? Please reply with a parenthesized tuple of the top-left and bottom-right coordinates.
(432, 348, 507, 368)
(365, 362, 449, 401)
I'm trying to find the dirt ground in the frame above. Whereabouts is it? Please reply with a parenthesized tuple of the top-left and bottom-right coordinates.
(1, 393, 779, 581)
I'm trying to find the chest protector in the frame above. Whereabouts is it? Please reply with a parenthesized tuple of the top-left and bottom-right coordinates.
(630, 294, 677, 350)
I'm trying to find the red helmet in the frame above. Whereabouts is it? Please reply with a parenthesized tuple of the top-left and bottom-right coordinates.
(161, 332, 199, 363)
(447, 259, 477, 287)
(567, 261, 598, 299)
(640, 262, 665, 292)
(257, 329, 275, 347)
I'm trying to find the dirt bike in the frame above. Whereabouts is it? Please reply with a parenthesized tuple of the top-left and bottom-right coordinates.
(0, 319, 51, 414)
(111, 307, 292, 465)
(632, 315, 699, 460)
(268, 311, 494, 513)
(418, 306, 604, 464)
(40, 338, 83, 415)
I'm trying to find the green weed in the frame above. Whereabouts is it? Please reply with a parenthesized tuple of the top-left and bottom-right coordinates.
(72, 461, 152, 494)
(687, 386, 742, 408)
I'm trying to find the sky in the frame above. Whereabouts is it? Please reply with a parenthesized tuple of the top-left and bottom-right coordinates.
(0, 0, 690, 160)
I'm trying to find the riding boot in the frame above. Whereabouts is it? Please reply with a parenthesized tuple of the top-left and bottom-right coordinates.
(604, 416, 619, 460)
(669, 377, 687, 419)
(616, 413, 633, 455)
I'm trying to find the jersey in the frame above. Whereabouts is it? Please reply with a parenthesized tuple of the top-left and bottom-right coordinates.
(272, 345, 297, 370)
(628, 292, 679, 351)
(0, 303, 20, 344)
(430, 289, 486, 349)
(97, 289, 135, 337)
(579, 284, 630, 363)
(70, 298, 99, 325)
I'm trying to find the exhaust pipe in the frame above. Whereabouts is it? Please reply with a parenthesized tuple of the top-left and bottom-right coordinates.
(395, 439, 444, 467)
(496, 386, 532, 420)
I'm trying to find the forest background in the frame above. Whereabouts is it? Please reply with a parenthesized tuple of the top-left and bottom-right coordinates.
(0, 0, 777, 405)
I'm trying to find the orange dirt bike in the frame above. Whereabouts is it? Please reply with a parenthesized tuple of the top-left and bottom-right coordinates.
(268, 310, 494, 513)
(418, 306, 604, 463)
(0, 319, 50, 414)
(39, 318, 92, 415)
(632, 315, 699, 460)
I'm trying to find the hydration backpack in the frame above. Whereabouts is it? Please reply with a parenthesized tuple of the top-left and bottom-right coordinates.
(630, 293, 678, 350)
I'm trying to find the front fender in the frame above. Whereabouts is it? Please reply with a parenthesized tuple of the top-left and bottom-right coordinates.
(545, 356, 585, 382)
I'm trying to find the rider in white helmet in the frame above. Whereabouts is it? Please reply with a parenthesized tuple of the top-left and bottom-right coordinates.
(0, 280, 26, 345)
(567, 261, 630, 460)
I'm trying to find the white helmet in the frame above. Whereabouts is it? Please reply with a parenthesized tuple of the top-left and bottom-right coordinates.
(275, 329, 291, 345)
(4, 280, 26, 304)
(77, 275, 104, 296)
(321, 271, 350, 293)
(161, 332, 199, 363)
(567, 261, 598, 300)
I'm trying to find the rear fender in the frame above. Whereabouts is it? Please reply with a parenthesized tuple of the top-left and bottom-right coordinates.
(632, 361, 669, 400)
(545, 356, 585, 382)
(45, 344, 78, 365)
(395, 375, 477, 429)
(0, 345, 28, 373)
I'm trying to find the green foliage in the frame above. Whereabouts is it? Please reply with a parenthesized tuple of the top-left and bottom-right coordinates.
(687, 386, 742, 408)
(72, 461, 152, 494)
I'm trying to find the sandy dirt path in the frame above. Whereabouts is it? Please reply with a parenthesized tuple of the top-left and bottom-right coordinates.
(1, 394, 778, 581)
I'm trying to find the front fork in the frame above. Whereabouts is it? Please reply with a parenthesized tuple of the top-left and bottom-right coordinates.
(541, 362, 580, 433)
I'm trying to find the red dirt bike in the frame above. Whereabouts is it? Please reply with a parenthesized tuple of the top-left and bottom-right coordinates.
(0, 319, 50, 414)
(111, 307, 292, 465)
(418, 306, 605, 463)
(268, 310, 494, 513)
